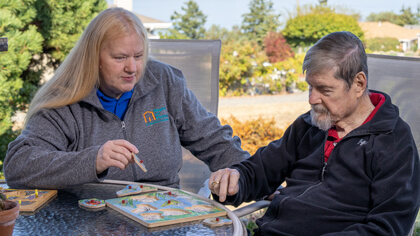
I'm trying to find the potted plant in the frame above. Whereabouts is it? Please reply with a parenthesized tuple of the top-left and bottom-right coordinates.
(0, 192, 19, 236)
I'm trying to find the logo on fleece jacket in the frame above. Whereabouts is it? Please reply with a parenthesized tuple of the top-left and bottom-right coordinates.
(143, 107, 169, 126)
(357, 139, 368, 146)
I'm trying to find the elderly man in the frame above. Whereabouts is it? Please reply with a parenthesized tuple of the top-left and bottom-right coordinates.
(210, 31, 420, 235)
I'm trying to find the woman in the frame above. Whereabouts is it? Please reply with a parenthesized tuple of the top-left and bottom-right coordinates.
(4, 8, 249, 189)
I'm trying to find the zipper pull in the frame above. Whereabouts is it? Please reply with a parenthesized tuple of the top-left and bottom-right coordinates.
(121, 121, 126, 130)
(321, 162, 328, 181)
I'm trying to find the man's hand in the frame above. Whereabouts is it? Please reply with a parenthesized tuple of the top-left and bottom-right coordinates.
(96, 140, 139, 174)
(209, 168, 240, 202)
(266, 190, 281, 200)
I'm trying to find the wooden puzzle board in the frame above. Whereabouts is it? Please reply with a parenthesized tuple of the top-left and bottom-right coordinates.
(105, 189, 227, 228)
(0, 184, 57, 212)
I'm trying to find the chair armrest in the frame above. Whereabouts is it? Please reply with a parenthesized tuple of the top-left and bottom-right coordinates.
(233, 200, 271, 218)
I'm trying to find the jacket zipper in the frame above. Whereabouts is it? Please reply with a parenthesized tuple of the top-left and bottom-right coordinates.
(321, 162, 328, 181)
(121, 121, 138, 180)
(267, 180, 324, 233)
(277, 148, 330, 207)
(263, 135, 332, 231)
(121, 121, 128, 138)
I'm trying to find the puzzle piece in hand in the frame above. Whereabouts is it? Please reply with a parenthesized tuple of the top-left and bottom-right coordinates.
(132, 153, 147, 172)
(203, 216, 232, 227)
(78, 198, 106, 209)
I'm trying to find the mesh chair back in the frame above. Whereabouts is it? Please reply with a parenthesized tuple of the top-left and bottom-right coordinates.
(367, 54, 420, 154)
(149, 39, 221, 115)
(148, 39, 222, 193)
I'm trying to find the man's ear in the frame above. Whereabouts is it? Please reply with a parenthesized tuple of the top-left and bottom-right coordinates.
(354, 72, 367, 96)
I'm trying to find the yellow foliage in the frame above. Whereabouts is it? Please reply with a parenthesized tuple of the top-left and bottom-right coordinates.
(221, 115, 285, 155)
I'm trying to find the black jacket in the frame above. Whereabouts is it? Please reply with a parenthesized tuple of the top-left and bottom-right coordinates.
(226, 90, 420, 235)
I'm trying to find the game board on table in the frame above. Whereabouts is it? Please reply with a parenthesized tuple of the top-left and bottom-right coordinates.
(105, 189, 227, 228)
(0, 184, 57, 212)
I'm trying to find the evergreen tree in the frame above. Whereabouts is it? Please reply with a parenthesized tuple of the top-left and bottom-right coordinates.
(241, 0, 281, 46)
(396, 6, 419, 26)
(366, 6, 420, 26)
(34, 0, 108, 68)
(0, 0, 43, 160)
(0, 0, 107, 165)
(169, 0, 207, 39)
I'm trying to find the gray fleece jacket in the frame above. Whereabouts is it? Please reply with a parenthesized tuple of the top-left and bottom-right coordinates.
(4, 59, 249, 189)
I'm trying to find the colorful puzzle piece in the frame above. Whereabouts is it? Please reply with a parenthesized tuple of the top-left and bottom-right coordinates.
(78, 198, 106, 209)
(116, 184, 157, 197)
(203, 216, 233, 227)
(132, 153, 147, 172)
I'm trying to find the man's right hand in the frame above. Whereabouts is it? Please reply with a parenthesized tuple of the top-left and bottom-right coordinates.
(96, 140, 139, 174)
(209, 168, 240, 202)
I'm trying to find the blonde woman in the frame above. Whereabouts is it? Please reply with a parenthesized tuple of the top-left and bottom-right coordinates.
(4, 8, 249, 189)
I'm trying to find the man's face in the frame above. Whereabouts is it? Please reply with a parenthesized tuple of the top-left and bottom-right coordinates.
(306, 69, 359, 131)
(99, 33, 145, 99)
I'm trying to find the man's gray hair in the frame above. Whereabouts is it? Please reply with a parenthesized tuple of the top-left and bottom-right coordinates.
(302, 31, 368, 90)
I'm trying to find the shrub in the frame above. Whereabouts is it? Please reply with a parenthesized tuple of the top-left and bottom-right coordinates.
(365, 37, 401, 52)
(221, 115, 285, 155)
(0, 128, 19, 171)
(219, 39, 259, 96)
(264, 32, 294, 63)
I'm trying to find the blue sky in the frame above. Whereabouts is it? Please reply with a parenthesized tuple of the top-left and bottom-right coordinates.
(111, 0, 420, 29)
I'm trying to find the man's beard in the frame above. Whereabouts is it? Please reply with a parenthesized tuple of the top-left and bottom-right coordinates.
(310, 104, 333, 131)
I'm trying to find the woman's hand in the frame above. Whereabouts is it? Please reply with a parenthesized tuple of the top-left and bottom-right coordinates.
(96, 140, 139, 174)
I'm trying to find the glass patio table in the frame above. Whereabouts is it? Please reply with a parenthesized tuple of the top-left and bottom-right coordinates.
(11, 180, 244, 235)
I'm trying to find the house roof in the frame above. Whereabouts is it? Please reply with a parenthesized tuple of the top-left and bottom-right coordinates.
(359, 21, 420, 41)
(135, 14, 166, 24)
(108, 4, 172, 30)
(134, 13, 172, 30)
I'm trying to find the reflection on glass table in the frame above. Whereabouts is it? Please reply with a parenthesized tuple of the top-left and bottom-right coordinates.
(12, 181, 243, 235)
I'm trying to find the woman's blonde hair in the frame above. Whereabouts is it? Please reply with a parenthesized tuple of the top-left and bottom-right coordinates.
(25, 7, 149, 126)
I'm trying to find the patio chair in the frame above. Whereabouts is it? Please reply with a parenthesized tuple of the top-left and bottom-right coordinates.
(367, 54, 420, 156)
(148, 39, 222, 194)
(367, 54, 420, 235)
(232, 54, 420, 235)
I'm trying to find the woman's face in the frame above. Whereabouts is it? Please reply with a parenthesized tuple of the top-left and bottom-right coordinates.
(99, 33, 145, 99)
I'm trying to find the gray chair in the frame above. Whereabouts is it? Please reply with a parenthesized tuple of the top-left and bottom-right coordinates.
(367, 54, 420, 156)
(148, 39, 222, 194)
(367, 54, 420, 235)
